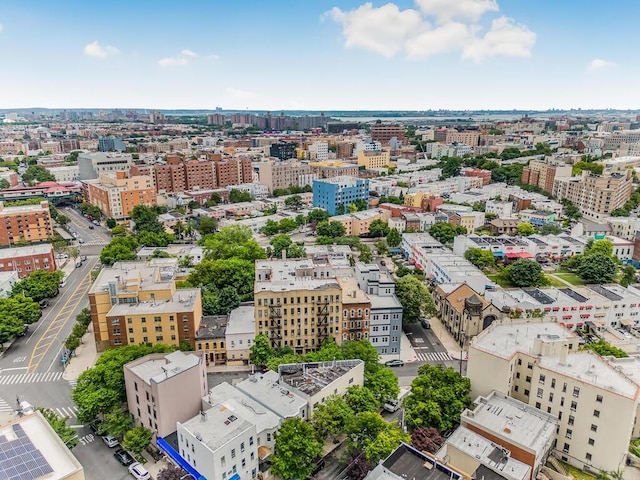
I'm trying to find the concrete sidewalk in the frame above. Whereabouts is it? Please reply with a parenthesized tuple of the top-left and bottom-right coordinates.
(380, 331, 418, 364)
(428, 316, 468, 361)
(62, 323, 98, 383)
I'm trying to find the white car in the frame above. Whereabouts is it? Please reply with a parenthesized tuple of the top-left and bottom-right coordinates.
(102, 435, 119, 448)
(128, 462, 150, 480)
(59, 280, 67, 288)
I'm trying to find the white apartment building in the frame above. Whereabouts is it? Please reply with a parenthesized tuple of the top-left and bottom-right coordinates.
(606, 216, 640, 241)
(468, 320, 640, 474)
(225, 305, 255, 364)
(308, 141, 329, 160)
(485, 199, 514, 218)
(47, 165, 79, 182)
(177, 399, 259, 480)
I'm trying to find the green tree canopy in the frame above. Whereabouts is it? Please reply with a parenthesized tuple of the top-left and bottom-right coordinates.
(271, 418, 323, 480)
(250, 334, 274, 367)
(387, 227, 402, 248)
(404, 364, 471, 431)
(620, 265, 637, 287)
(312, 395, 353, 440)
(106, 217, 117, 229)
(368, 219, 390, 238)
(131, 205, 164, 234)
(37, 408, 78, 449)
(464, 248, 496, 269)
(12, 270, 64, 302)
(428, 223, 466, 245)
(316, 220, 346, 238)
(582, 339, 628, 358)
(22, 165, 55, 185)
(100, 236, 138, 266)
(577, 253, 617, 284)
(122, 426, 154, 456)
(202, 225, 265, 261)
(516, 222, 535, 236)
(307, 209, 330, 224)
(346, 411, 409, 464)
(229, 189, 252, 203)
(395, 275, 436, 323)
(506, 259, 544, 287)
(345, 385, 380, 413)
(364, 367, 399, 404)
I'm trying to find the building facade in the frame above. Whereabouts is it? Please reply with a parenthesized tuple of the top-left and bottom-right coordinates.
(312, 176, 370, 215)
(258, 160, 313, 193)
(0, 243, 55, 278)
(0, 201, 53, 246)
(85, 171, 156, 220)
(521, 159, 572, 194)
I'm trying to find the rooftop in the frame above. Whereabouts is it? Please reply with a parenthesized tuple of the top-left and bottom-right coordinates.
(206, 382, 280, 432)
(462, 391, 557, 456)
(0, 244, 52, 260)
(254, 259, 340, 293)
(365, 443, 463, 480)
(0, 201, 49, 214)
(278, 360, 364, 397)
(337, 277, 370, 305)
(235, 370, 306, 419)
(0, 412, 83, 480)
(179, 399, 254, 453)
(441, 426, 531, 480)
(196, 315, 227, 340)
(127, 351, 202, 385)
(226, 304, 255, 335)
(106, 288, 200, 316)
(90, 259, 180, 294)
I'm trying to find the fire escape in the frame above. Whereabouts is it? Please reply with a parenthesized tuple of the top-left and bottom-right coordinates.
(268, 302, 282, 348)
(316, 296, 329, 343)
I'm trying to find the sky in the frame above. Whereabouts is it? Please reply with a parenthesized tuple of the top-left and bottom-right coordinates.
(0, 0, 638, 111)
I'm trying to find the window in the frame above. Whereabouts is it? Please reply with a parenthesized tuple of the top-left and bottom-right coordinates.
(249, 436, 254, 446)
(241, 442, 245, 452)
(221, 456, 226, 467)
(537, 388, 543, 398)
(573, 387, 580, 397)
(591, 424, 598, 432)
(563, 443, 570, 453)
(568, 415, 574, 426)
(570, 401, 577, 411)
(551, 378, 556, 388)
(593, 409, 600, 418)
(525, 376, 531, 383)
(588, 438, 595, 446)
(267, 433, 271, 442)
(565, 429, 572, 439)
(231, 448, 236, 458)
(539, 374, 545, 385)
(524, 389, 530, 396)
(562, 382, 567, 393)
(596, 394, 603, 403)
(586, 453, 592, 461)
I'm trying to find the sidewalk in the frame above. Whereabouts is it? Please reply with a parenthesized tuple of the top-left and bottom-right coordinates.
(428, 316, 468, 361)
(62, 323, 98, 383)
(380, 332, 418, 364)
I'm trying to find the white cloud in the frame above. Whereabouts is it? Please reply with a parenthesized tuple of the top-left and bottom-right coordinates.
(462, 16, 536, 62)
(83, 40, 120, 59)
(225, 87, 256, 100)
(327, 3, 423, 57)
(158, 49, 198, 67)
(415, 0, 498, 22)
(588, 58, 616, 72)
(327, 1, 535, 62)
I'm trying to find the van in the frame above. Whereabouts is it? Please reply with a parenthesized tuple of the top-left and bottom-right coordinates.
(19, 401, 34, 415)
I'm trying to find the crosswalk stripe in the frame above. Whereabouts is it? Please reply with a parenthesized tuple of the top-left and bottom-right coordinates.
(0, 396, 12, 412)
(53, 406, 79, 419)
(0, 371, 63, 385)
(415, 351, 453, 362)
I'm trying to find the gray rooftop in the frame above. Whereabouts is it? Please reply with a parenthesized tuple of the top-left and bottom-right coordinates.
(106, 288, 200, 316)
(196, 315, 227, 340)
(235, 370, 306, 419)
(226, 305, 255, 335)
(128, 351, 202, 385)
(365, 443, 462, 480)
(278, 360, 364, 397)
(90, 260, 180, 294)
(206, 382, 280, 433)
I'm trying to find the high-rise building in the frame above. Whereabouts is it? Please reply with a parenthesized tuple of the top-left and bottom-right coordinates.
(370, 120, 405, 145)
(269, 141, 297, 161)
(553, 170, 633, 219)
(78, 152, 133, 180)
(89, 259, 202, 352)
(0, 201, 53, 246)
(521, 159, 572, 194)
(85, 171, 156, 220)
(153, 155, 217, 193)
(98, 136, 126, 152)
(309, 160, 359, 179)
(214, 158, 253, 188)
(312, 176, 369, 215)
(357, 149, 390, 169)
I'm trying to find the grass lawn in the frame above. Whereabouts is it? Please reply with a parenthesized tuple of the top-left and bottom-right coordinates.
(487, 273, 513, 288)
(560, 461, 597, 480)
(544, 275, 567, 287)
(554, 272, 585, 286)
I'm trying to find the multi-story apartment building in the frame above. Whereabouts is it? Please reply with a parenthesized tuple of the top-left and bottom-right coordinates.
(337, 277, 371, 342)
(354, 263, 403, 355)
(357, 149, 390, 169)
(77, 152, 132, 180)
(468, 320, 640, 474)
(0, 200, 53, 246)
(485, 199, 514, 218)
(553, 170, 633, 220)
(124, 351, 207, 438)
(0, 243, 55, 278)
(331, 208, 391, 236)
(312, 176, 370, 215)
(445, 130, 480, 147)
(0, 167, 19, 187)
(521, 159, 572, 194)
(85, 171, 156, 220)
(214, 158, 253, 189)
(254, 259, 343, 354)
(370, 121, 405, 145)
(258, 160, 313, 193)
(46, 165, 79, 182)
(88, 259, 202, 352)
(308, 141, 329, 160)
(309, 160, 359, 179)
(269, 141, 297, 161)
(153, 155, 218, 193)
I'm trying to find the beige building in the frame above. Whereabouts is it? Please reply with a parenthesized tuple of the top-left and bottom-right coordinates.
(468, 320, 640, 475)
(85, 170, 156, 219)
(0, 412, 85, 480)
(89, 259, 202, 352)
(445, 130, 480, 147)
(124, 351, 207, 438)
(225, 304, 255, 364)
(309, 160, 359, 179)
(553, 170, 633, 220)
(337, 277, 371, 342)
(331, 208, 391, 236)
(258, 160, 313, 193)
(254, 259, 343, 354)
(357, 149, 390, 169)
(521, 159, 572, 194)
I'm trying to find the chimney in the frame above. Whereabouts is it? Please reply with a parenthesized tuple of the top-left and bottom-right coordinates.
(559, 343, 568, 366)
(282, 249, 287, 260)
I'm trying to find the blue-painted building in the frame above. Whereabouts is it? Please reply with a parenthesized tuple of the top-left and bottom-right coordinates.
(312, 176, 369, 215)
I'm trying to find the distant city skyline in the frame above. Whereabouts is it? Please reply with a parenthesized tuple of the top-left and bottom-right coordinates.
(1, 0, 638, 110)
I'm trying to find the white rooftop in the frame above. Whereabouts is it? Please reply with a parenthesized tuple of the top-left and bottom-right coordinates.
(207, 382, 280, 433)
(226, 305, 255, 335)
(0, 243, 52, 260)
(235, 370, 306, 419)
(129, 351, 202, 385)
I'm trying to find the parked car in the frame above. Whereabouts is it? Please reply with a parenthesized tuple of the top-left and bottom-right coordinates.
(88, 224, 94, 229)
(421, 319, 431, 329)
(384, 359, 405, 367)
(128, 462, 150, 480)
(88, 421, 101, 434)
(75, 261, 82, 268)
(18, 325, 29, 337)
(59, 280, 67, 288)
(102, 435, 119, 448)
(56, 253, 68, 260)
(114, 449, 135, 466)
(380, 260, 386, 266)
(80, 255, 87, 261)
(39, 299, 49, 308)
(77, 238, 85, 244)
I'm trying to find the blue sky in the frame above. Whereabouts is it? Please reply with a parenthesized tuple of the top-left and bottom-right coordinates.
(0, 0, 637, 110)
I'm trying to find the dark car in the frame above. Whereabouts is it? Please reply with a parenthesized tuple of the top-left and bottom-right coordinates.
(421, 319, 431, 329)
(88, 224, 94, 229)
(88, 421, 101, 434)
(39, 299, 49, 308)
(384, 359, 404, 367)
(17, 325, 29, 337)
(114, 449, 135, 466)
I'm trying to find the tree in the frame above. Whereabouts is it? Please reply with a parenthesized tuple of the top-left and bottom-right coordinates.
(620, 265, 637, 287)
(539, 224, 563, 235)
(312, 395, 353, 440)
(0, 316, 24, 348)
(64, 336, 80, 351)
(561, 198, 582, 220)
(22, 165, 55, 185)
(157, 466, 190, 480)
(516, 222, 535, 236)
(188, 258, 255, 301)
(506, 259, 544, 287)
(428, 223, 466, 245)
(0, 179, 9, 189)
(585, 239, 614, 258)
(439, 157, 462, 178)
(308, 209, 330, 224)
(138, 231, 174, 247)
(365, 367, 399, 404)
(316, 220, 346, 238)
(100, 236, 138, 266)
(12, 270, 64, 302)
(577, 254, 616, 284)
(387, 228, 401, 248)
(411, 426, 445, 454)
(111, 225, 126, 236)
(404, 364, 471, 431)
(106, 217, 117, 229)
(122, 426, 154, 456)
(464, 248, 496, 269)
(100, 407, 134, 438)
(57, 214, 70, 225)
(285, 195, 303, 210)
(0, 295, 41, 325)
(368, 219, 389, 238)
(342, 340, 380, 374)
(345, 385, 380, 413)
(131, 205, 164, 234)
(196, 216, 217, 235)
(229, 189, 251, 203)
(37, 408, 78, 449)
(362, 424, 409, 465)
(346, 412, 409, 464)
(358, 244, 373, 263)
(67, 246, 80, 262)
(287, 243, 306, 259)
(271, 417, 323, 480)
(250, 334, 274, 367)
(395, 276, 436, 323)
(203, 225, 265, 262)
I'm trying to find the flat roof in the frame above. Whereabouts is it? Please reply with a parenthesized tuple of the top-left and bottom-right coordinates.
(207, 382, 280, 433)
(180, 399, 254, 452)
(128, 351, 202, 385)
(462, 391, 557, 456)
(235, 370, 306, 419)
(366, 443, 462, 480)
(279, 360, 363, 397)
(226, 305, 255, 335)
(588, 284, 623, 301)
(90, 260, 180, 294)
(254, 259, 340, 293)
(0, 244, 52, 260)
(106, 288, 200, 316)
(0, 202, 48, 214)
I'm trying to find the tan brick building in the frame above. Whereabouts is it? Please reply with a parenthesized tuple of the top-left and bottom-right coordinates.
(258, 160, 313, 193)
(521, 159, 572, 194)
(85, 171, 156, 219)
(0, 200, 53, 246)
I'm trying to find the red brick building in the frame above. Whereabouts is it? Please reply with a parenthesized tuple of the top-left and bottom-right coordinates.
(0, 244, 55, 278)
(214, 158, 253, 188)
(0, 201, 53, 246)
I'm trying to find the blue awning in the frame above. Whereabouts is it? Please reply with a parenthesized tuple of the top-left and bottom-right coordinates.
(493, 251, 505, 257)
(157, 437, 207, 480)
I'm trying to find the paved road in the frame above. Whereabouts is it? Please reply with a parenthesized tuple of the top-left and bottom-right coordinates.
(64, 207, 111, 246)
